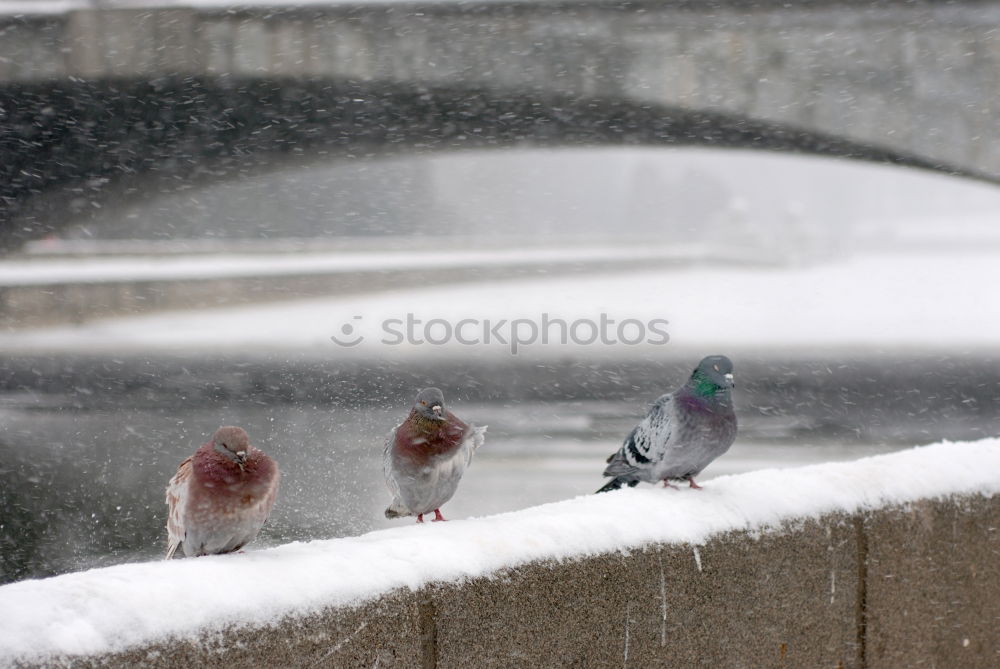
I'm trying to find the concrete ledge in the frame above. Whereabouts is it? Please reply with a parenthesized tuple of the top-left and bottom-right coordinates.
(864, 496, 1000, 667)
(427, 518, 860, 669)
(3, 442, 999, 668)
(9, 496, 997, 668)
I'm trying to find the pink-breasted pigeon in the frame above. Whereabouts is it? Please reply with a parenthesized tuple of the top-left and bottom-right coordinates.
(384, 388, 486, 523)
(165, 426, 279, 558)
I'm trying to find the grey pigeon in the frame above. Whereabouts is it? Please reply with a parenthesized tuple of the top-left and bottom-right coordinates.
(597, 355, 737, 493)
(165, 426, 280, 558)
(383, 388, 486, 522)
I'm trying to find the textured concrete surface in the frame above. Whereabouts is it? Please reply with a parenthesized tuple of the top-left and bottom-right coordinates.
(19, 495, 998, 668)
(432, 516, 859, 669)
(51, 591, 423, 669)
(864, 496, 1000, 668)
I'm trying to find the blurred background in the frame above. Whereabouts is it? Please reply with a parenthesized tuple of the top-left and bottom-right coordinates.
(1, 0, 999, 584)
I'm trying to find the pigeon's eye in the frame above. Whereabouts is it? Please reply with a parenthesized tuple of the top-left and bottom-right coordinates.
(420, 401, 427, 406)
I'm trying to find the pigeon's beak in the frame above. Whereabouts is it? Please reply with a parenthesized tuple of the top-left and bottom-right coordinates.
(431, 404, 443, 418)
(235, 450, 247, 469)
(724, 373, 735, 388)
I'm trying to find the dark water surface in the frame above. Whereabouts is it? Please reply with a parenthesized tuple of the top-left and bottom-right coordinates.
(2, 352, 998, 584)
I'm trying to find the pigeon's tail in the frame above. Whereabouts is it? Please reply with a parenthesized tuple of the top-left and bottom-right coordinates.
(596, 477, 640, 494)
(165, 541, 181, 560)
(384, 504, 410, 520)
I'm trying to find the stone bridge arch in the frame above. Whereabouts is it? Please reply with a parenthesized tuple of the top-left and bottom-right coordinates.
(1, 1, 997, 245)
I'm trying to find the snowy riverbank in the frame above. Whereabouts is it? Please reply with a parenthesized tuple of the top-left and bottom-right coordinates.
(1, 438, 998, 665)
(1, 249, 999, 356)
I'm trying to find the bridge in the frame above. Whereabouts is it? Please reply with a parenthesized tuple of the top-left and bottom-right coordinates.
(1, 0, 998, 246)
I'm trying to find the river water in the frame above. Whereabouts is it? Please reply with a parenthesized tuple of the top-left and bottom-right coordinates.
(2, 352, 997, 584)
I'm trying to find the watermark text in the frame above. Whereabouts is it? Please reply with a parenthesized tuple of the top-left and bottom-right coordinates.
(331, 313, 669, 355)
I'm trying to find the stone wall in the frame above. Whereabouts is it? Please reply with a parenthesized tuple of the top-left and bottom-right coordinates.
(36, 494, 999, 668)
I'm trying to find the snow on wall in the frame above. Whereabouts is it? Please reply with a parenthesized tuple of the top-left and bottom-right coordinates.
(1, 439, 998, 664)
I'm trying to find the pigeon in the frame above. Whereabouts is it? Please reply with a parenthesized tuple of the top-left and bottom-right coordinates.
(383, 387, 486, 523)
(165, 426, 280, 559)
(597, 355, 737, 493)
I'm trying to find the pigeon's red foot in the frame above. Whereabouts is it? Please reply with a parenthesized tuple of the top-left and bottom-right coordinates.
(432, 509, 447, 522)
(416, 514, 425, 523)
(688, 479, 703, 490)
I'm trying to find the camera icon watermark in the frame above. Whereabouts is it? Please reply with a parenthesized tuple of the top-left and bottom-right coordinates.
(331, 313, 669, 355)
(330, 315, 365, 347)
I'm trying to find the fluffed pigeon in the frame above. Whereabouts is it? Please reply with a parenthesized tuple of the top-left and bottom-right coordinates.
(165, 426, 280, 559)
(383, 387, 486, 523)
(597, 355, 737, 493)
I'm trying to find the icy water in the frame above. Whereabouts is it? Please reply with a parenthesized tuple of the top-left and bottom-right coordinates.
(2, 353, 998, 584)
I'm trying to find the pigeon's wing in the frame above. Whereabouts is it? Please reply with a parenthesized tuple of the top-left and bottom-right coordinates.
(638, 394, 675, 462)
(165, 456, 193, 560)
(462, 424, 487, 466)
(603, 394, 674, 479)
(443, 423, 486, 476)
(383, 426, 401, 498)
(257, 457, 281, 524)
(435, 424, 486, 488)
(382, 426, 410, 518)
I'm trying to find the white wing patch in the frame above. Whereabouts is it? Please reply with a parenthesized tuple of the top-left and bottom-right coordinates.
(164, 456, 192, 559)
(620, 394, 673, 467)
(382, 427, 410, 518)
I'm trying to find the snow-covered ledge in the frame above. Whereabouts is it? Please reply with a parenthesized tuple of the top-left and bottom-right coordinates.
(2, 440, 999, 668)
